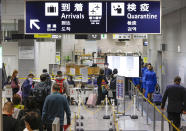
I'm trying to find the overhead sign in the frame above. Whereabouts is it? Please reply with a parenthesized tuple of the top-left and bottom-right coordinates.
(113, 34, 131, 39)
(133, 34, 148, 39)
(88, 34, 101, 40)
(25, 1, 161, 34)
(34, 34, 52, 38)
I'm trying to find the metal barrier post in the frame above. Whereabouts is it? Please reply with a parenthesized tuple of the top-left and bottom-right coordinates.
(161, 111, 164, 131)
(170, 121, 174, 131)
(153, 105, 156, 131)
(146, 102, 149, 125)
(103, 95, 110, 119)
(137, 90, 139, 111)
(141, 97, 144, 117)
(130, 81, 132, 100)
(131, 95, 138, 119)
(74, 112, 77, 131)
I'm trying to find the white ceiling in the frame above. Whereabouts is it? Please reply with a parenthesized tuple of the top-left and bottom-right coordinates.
(162, 0, 186, 15)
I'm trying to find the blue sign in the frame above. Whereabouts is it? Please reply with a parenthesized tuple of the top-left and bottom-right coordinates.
(116, 76, 125, 100)
(25, 1, 161, 34)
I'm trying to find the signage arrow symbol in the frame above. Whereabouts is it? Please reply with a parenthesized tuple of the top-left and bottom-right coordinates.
(30, 19, 40, 30)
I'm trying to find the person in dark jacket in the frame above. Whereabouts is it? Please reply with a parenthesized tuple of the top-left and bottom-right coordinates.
(104, 63, 112, 80)
(3, 102, 19, 131)
(97, 69, 108, 105)
(17, 96, 41, 131)
(33, 74, 51, 114)
(161, 76, 186, 131)
(42, 69, 52, 87)
(110, 69, 118, 105)
(67, 75, 75, 87)
(42, 83, 71, 131)
(22, 73, 34, 104)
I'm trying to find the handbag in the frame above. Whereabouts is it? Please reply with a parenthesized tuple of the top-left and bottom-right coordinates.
(11, 80, 19, 89)
(108, 90, 113, 98)
(101, 79, 108, 95)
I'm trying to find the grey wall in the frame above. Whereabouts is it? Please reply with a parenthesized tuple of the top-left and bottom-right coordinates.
(147, 7, 186, 92)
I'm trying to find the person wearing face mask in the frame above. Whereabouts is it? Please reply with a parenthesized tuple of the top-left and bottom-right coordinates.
(110, 69, 118, 105)
(104, 63, 112, 80)
(22, 73, 34, 104)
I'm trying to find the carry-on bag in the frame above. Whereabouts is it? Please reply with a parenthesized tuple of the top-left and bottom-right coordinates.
(153, 84, 162, 105)
(87, 93, 97, 107)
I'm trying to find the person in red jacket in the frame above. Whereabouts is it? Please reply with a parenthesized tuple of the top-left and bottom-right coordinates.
(55, 71, 70, 102)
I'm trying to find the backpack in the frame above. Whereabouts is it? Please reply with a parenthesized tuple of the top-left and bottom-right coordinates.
(45, 73, 52, 87)
(101, 79, 108, 95)
(153, 85, 162, 105)
(33, 85, 49, 103)
(55, 79, 65, 94)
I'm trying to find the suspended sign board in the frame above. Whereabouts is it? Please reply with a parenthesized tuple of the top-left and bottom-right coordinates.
(133, 34, 148, 39)
(113, 34, 131, 39)
(25, 1, 161, 34)
(116, 76, 125, 100)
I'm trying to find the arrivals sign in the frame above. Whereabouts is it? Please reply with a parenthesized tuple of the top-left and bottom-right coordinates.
(25, 1, 161, 34)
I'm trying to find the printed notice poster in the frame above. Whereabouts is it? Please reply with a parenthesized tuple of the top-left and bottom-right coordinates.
(116, 76, 125, 100)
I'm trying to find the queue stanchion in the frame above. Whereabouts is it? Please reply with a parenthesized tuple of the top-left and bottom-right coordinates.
(137, 90, 139, 111)
(161, 111, 164, 131)
(153, 105, 156, 131)
(141, 96, 144, 117)
(74, 112, 77, 131)
(131, 94, 138, 119)
(170, 121, 174, 131)
(103, 95, 110, 119)
(146, 101, 149, 125)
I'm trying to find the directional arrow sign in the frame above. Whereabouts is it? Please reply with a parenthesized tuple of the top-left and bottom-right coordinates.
(30, 19, 40, 30)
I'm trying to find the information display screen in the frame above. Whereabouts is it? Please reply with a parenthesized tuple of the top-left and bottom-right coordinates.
(107, 56, 140, 77)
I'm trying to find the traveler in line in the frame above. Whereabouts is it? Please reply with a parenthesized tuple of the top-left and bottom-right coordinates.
(161, 76, 186, 131)
(104, 63, 112, 80)
(22, 73, 35, 104)
(18, 96, 41, 131)
(23, 112, 42, 131)
(110, 69, 118, 105)
(42, 69, 52, 87)
(144, 65, 157, 101)
(141, 63, 148, 95)
(3, 102, 19, 131)
(12, 94, 24, 119)
(97, 69, 108, 105)
(33, 74, 51, 114)
(55, 71, 70, 102)
(11, 70, 20, 95)
(42, 83, 71, 131)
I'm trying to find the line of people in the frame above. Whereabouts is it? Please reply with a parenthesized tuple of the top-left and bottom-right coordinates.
(132, 63, 157, 101)
(96, 63, 118, 105)
(3, 69, 72, 131)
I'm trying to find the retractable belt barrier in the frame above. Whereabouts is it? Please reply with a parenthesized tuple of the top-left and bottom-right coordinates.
(130, 80, 180, 131)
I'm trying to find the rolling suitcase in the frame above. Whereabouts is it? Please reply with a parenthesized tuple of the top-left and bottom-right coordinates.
(87, 93, 97, 107)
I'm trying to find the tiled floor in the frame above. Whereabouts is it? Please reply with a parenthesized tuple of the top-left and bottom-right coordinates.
(65, 97, 178, 131)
